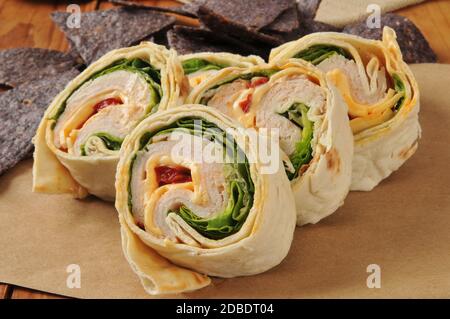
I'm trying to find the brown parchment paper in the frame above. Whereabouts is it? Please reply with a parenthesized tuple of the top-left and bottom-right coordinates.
(1, 64, 450, 298)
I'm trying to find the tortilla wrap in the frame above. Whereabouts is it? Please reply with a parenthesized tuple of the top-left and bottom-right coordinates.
(186, 62, 353, 225)
(181, 52, 264, 88)
(269, 27, 420, 191)
(115, 105, 296, 294)
(33, 42, 187, 200)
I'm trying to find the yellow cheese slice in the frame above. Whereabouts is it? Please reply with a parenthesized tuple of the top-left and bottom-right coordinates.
(327, 69, 402, 118)
(350, 107, 394, 134)
(142, 154, 198, 236)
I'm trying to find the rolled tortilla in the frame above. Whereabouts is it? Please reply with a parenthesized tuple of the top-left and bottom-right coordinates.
(33, 42, 187, 201)
(181, 52, 264, 88)
(115, 105, 296, 295)
(270, 27, 420, 191)
(186, 62, 353, 225)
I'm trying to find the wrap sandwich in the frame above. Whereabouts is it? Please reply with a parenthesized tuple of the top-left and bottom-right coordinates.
(269, 27, 420, 191)
(186, 62, 353, 225)
(33, 42, 187, 200)
(181, 52, 264, 88)
(115, 105, 296, 295)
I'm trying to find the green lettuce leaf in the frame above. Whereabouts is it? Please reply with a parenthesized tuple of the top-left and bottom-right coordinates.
(128, 154, 137, 213)
(294, 44, 353, 65)
(182, 58, 225, 74)
(51, 58, 162, 122)
(131, 117, 254, 240)
(392, 73, 406, 111)
(175, 172, 252, 239)
(80, 132, 123, 156)
(199, 69, 278, 105)
(279, 103, 314, 180)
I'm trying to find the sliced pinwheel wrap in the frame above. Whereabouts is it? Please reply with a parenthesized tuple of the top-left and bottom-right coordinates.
(181, 52, 264, 88)
(33, 42, 188, 200)
(270, 27, 420, 191)
(115, 105, 296, 295)
(186, 62, 353, 225)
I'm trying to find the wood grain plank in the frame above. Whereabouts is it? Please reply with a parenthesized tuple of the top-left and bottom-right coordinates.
(0, 0, 99, 50)
(397, 0, 450, 63)
(100, 0, 199, 25)
(101, 0, 182, 9)
(0, 283, 12, 299)
(11, 286, 66, 299)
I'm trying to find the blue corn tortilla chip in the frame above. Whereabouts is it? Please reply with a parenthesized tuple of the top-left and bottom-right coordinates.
(0, 48, 77, 88)
(51, 7, 175, 65)
(343, 13, 437, 63)
(263, 5, 300, 34)
(167, 25, 270, 59)
(201, 0, 293, 31)
(297, 0, 321, 21)
(167, 28, 233, 54)
(301, 20, 341, 35)
(0, 69, 79, 176)
(296, 0, 341, 36)
(198, 5, 283, 46)
(179, 0, 205, 17)
(197, 0, 299, 46)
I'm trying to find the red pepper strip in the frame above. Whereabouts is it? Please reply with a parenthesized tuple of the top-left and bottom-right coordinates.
(240, 77, 268, 113)
(249, 76, 269, 88)
(76, 97, 123, 130)
(239, 93, 252, 113)
(93, 97, 123, 113)
(155, 166, 192, 187)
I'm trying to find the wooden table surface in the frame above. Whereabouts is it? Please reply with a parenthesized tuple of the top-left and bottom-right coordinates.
(0, 0, 449, 299)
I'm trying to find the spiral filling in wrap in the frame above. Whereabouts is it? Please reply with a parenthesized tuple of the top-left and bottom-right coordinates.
(271, 32, 412, 135)
(128, 118, 254, 241)
(115, 106, 296, 294)
(181, 52, 264, 88)
(33, 42, 185, 200)
(268, 28, 419, 192)
(51, 58, 162, 156)
(297, 45, 405, 133)
(191, 66, 327, 180)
